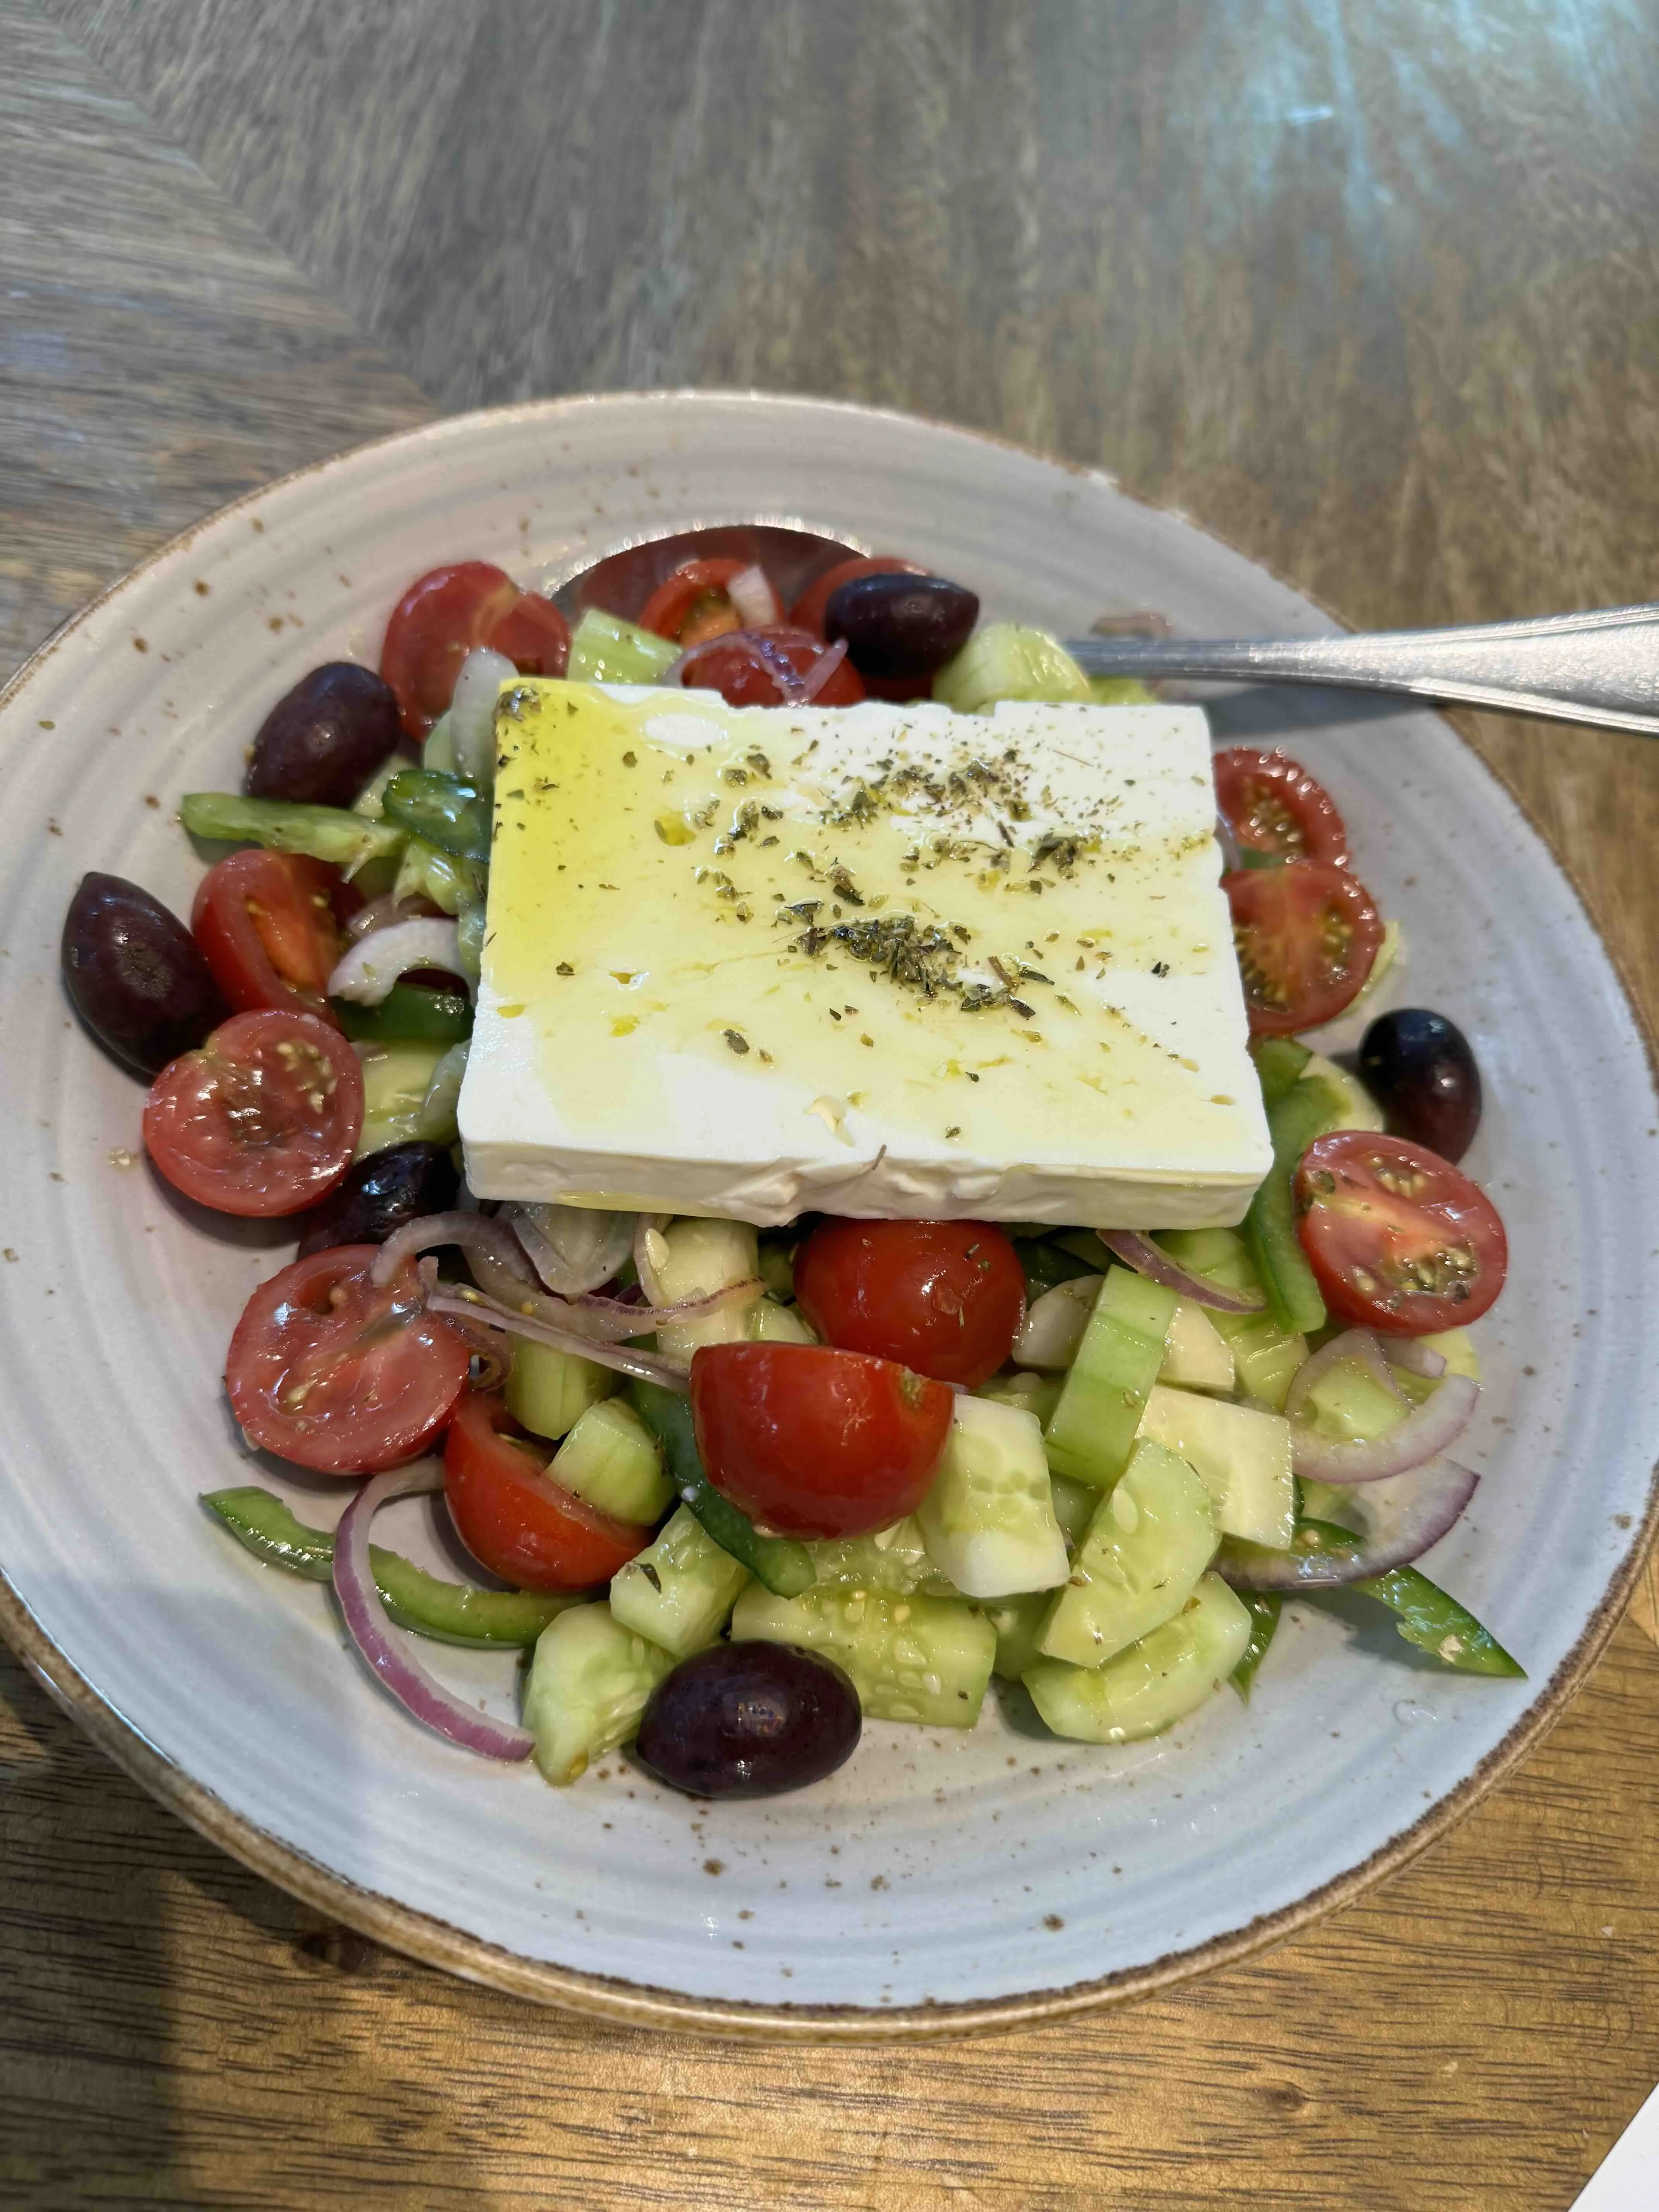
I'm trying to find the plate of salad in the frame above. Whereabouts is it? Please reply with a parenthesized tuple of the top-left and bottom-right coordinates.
(2, 393, 1656, 2037)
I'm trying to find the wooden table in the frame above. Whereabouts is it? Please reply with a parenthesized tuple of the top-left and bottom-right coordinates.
(4, 4, 1659, 2203)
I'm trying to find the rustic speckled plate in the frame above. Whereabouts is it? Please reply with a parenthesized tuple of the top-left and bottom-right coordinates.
(2, 394, 1656, 2039)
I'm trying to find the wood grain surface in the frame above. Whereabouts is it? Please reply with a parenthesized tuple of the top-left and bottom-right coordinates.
(4, 2, 1659, 2205)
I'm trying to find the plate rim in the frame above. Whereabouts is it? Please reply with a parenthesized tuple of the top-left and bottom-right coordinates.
(4, 388, 1656, 2042)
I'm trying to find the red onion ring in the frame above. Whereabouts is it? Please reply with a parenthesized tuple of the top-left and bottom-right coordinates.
(508, 1202, 636, 1298)
(329, 918, 465, 1006)
(1095, 1230, 1266, 1315)
(331, 1459, 535, 1761)
(1285, 1328, 1405, 1423)
(726, 563, 783, 629)
(793, 636, 849, 704)
(1289, 1373, 1479, 1484)
(666, 625, 833, 706)
(372, 1212, 534, 1291)
(1217, 1459, 1480, 1590)
(1386, 1339, 1449, 1381)
(346, 892, 429, 943)
(426, 1286, 692, 1392)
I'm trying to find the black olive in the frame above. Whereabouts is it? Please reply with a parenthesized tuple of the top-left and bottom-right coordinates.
(246, 662, 403, 807)
(824, 573, 979, 685)
(62, 872, 228, 1077)
(634, 1640, 861, 1799)
(296, 1141, 459, 1257)
(1357, 1008, 1483, 1163)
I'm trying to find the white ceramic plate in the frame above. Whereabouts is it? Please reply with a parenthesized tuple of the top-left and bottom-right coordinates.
(2, 395, 1656, 2039)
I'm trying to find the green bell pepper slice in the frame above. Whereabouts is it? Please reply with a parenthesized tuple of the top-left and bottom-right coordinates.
(629, 1382, 816, 1599)
(335, 982, 473, 1044)
(180, 792, 404, 871)
(1244, 1071, 1338, 1336)
(381, 769, 493, 863)
(1231, 1590, 1282, 1697)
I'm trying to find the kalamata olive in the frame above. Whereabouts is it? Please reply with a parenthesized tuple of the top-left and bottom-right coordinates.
(62, 872, 228, 1077)
(635, 1640, 861, 1800)
(296, 1140, 459, 1257)
(824, 573, 980, 685)
(246, 662, 403, 807)
(1357, 1008, 1483, 1163)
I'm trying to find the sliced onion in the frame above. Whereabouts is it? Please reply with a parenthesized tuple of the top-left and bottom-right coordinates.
(1214, 814, 1243, 875)
(1387, 1338, 1449, 1381)
(371, 1211, 533, 1291)
(633, 1213, 672, 1304)
(450, 645, 517, 788)
(331, 1458, 534, 1761)
(793, 636, 849, 704)
(726, 563, 782, 629)
(1285, 1328, 1404, 1423)
(1095, 1230, 1266, 1315)
(508, 1201, 637, 1297)
(1290, 1374, 1479, 1484)
(1218, 1459, 1480, 1590)
(426, 1286, 691, 1391)
(330, 918, 464, 1006)
(489, 1206, 761, 1339)
(347, 892, 428, 943)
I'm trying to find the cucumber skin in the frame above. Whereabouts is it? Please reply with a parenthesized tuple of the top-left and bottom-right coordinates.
(508, 1337, 621, 1441)
(1155, 1229, 1307, 1411)
(551, 1397, 674, 1523)
(730, 1585, 996, 1728)
(1044, 1267, 1180, 1487)
(629, 1382, 816, 1599)
(1243, 1079, 1336, 1337)
(609, 1505, 750, 1658)
(1025, 1573, 1253, 1744)
(523, 1604, 677, 1784)
(1037, 1439, 1218, 1668)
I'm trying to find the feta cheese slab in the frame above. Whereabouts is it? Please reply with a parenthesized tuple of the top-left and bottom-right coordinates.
(459, 682, 1271, 1226)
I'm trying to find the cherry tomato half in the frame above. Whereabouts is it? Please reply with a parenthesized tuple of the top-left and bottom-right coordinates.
(689, 1343, 954, 1540)
(191, 849, 343, 1023)
(790, 556, 925, 640)
(380, 562, 570, 739)
(638, 557, 750, 647)
(227, 1244, 471, 1471)
(1225, 859, 1383, 1036)
(144, 1008, 363, 1217)
(793, 1219, 1026, 1389)
(1213, 747, 1349, 867)
(1294, 1130, 1508, 1334)
(444, 1394, 650, 1590)
(682, 624, 866, 709)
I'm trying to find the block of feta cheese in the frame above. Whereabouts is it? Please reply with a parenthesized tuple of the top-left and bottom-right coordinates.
(458, 682, 1271, 1228)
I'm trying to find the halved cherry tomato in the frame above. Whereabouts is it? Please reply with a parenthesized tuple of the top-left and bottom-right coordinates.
(380, 562, 570, 739)
(689, 1343, 953, 1540)
(639, 557, 750, 647)
(1225, 859, 1382, 1036)
(1294, 1130, 1508, 1334)
(444, 1394, 650, 1591)
(790, 556, 925, 640)
(191, 849, 343, 1022)
(227, 1244, 471, 1471)
(682, 624, 866, 708)
(1214, 747, 1349, 867)
(794, 1219, 1025, 1388)
(144, 1008, 363, 1216)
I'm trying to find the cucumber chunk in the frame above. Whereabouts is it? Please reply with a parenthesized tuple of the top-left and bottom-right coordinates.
(1155, 1228, 1308, 1410)
(649, 1216, 763, 1362)
(986, 1591, 1052, 1681)
(1298, 1357, 1407, 1444)
(932, 622, 1092, 713)
(977, 1369, 1065, 1426)
(916, 1396, 1069, 1600)
(522, 1604, 677, 1784)
(730, 1584, 996, 1728)
(1024, 1573, 1254, 1744)
(507, 1336, 620, 1441)
(550, 1397, 673, 1523)
(609, 1504, 750, 1657)
(1158, 1300, 1235, 1394)
(566, 607, 681, 685)
(1138, 1384, 1295, 1549)
(1013, 1276, 1101, 1370)
(1043, 1267, 1179, 1487)
(1037, 1437, 1217, 1667)
(747, 1296, 817, 1344)
(1048, 1472, 1100, 1552)
(804, 1516, 957, 1597)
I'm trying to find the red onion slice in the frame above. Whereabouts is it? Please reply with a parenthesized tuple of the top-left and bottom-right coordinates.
(427, 1287, 691, 1390)
(1386, 1338, 1449, 1380)
(347, 892, 429, 943)
(1095, 1230, 1266, 1315)
(793, 636, 849, 704)
(330, 918, 465, 1006)
(726, 563, 783, 629)
(332, 1459, 535, 1761)
(508, 1201, 636, 1297)
(372, 1211, 534, 1291)
(1285, 1328, 1405, 1423)
(1290, 1373, 1479, 1484)
(1217, 1459, 1480, 1590)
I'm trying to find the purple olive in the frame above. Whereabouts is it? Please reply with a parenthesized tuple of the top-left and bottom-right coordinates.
(297, 1141, 459, 1257)
(246, 663, 402, 807)
(62, 872, 228, 1077)
(1358, 1008, 1483, 1163)
(824, 573, 979, 685)
(635, 1640, 861, 1799)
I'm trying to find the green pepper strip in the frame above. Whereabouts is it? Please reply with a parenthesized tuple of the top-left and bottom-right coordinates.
(381, 769, 493, 863)
(1011, 1235, 1100, 1301)
(335, 982, 474, 1044)
(1222, 1518, 1525, 1677)
(1249, 1036, 1314, 1109)
(203, 1487, 575, 1649)
(181, 792, 404, 871)
(629, 1382, 816, 1598)
(1244, 1073, 1338, 1336)
(1231, 1591, 1282, 1697)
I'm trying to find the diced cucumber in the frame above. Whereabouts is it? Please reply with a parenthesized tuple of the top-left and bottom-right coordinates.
(916, 1396, 1068, 1601)
(747, 1296, 816, 1345)
(609, 1505, 749, 1657)
(414, 1039, 468, 1149)
(1013, 1275, 1101, 1370)
(179, 791, 403, 871)
(1037, 1437, 1216, 1667)
(1300, 1052, 1384, 1133)
(976, 1369, 1066, 1426)
(550, 1397, 672, 1523)
(507, 1336, 620, 1441)
(730, 1584, 996, 1728)
(1420, 1326, 1480, 1382)
(804, 1516, 958, 1597)
(986, 1591, 1052, 1681)
(1298, 1357, 1407, 1444)
(522, 1604, 677, 1784)
(1049, 1472, 1099, 1552)
(1138, 1384, 1294, 1549)
(1024, 1573, 1254, 1744)
(933, 622, 1092, 713)
(567, 607, 681, 685)
(650, 1217, 762, 1363)
(353, 1038, 449, 1158)
(1250, 1036, 1312, 1107)
(1043, 1267, 1179, 1487)
(1155, 1228, 1307, 1410)
(1158, 1300, 1235, 1394)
